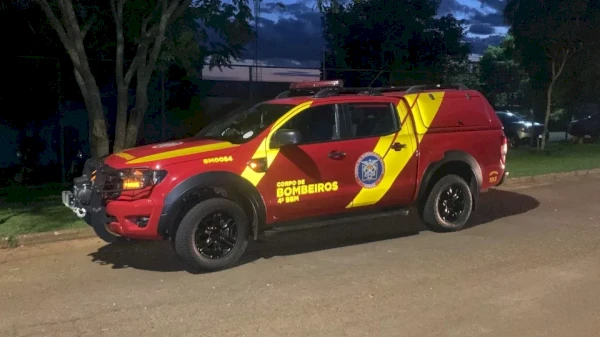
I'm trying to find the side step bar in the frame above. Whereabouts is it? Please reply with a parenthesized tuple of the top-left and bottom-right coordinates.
(263, 208, 410, 237)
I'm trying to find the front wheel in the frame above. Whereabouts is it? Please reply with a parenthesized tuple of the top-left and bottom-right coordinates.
(421, 174, 474, 233)
(174, 198, 249, 272)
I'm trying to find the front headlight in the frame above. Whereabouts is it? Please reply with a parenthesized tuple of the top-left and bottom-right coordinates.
(119, 169, 167, 190)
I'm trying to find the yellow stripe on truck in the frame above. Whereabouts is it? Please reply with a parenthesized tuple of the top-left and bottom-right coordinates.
(115, 152, 135, 160)
(405, 92, 445, 136)
(241, 101, 313, 187)
(126, 142, 239, 164)
(240, 137, 270, 187)
(347, 94, 445, 208)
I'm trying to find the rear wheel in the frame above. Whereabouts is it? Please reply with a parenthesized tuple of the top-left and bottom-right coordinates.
(174, 198, 249, 272)
(421, 174, 473, 232)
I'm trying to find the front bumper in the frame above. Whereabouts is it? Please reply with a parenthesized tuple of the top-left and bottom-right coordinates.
(60, 164, 164, 240)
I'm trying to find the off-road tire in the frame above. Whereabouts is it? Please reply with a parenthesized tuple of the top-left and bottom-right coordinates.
(174, 198, 249, 272)
(421, 174, 473, 233)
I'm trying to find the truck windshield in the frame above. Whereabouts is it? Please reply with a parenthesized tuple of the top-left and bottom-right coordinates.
(195, 103, 295, 143)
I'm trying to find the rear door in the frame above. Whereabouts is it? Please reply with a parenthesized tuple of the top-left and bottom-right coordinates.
(339, 99, 418, 209)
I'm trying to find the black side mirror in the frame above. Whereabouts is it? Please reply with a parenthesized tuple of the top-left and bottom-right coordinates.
(271, 129, 302, 148)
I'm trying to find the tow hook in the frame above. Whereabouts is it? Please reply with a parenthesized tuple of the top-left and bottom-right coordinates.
(75, 208, 87, 218)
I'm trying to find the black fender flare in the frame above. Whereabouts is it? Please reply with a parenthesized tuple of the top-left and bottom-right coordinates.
(416, 150, 483, 209)
(157, 171, 266, 239)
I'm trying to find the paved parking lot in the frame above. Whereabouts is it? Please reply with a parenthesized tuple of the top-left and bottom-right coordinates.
(1, 175, 600, 337)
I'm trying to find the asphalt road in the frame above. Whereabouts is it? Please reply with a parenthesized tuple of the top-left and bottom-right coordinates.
(2, 176, 600, 337)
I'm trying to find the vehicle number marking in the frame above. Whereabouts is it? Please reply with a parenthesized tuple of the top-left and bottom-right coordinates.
(203, 156, 234, 164)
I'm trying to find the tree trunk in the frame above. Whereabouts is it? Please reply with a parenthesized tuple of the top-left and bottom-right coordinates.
(541, 80, 554, 151)
(74, 67, 110, 158)
(113, 83, 129, 153)
(124, 74, 150, 148)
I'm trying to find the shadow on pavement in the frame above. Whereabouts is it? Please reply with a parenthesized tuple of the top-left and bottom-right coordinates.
(87, 188, 539, 273)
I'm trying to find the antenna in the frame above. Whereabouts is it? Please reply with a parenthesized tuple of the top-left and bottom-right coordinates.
(367, 70, 384, 88)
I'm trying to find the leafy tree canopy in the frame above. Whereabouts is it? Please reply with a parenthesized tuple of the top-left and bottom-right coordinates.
(321, 0, 471, 86)
(479, 35, 530, 109)
(504, 0, 600, 149)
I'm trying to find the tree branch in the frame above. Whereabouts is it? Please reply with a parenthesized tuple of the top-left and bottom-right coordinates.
(57, 0, 87, 61)
(111, 0, 126, 83)
(141, 0, 163, 35)
(142, 0, 190, 78)
(35, 0, 70, 49)
(556, 48, 569, 79)
(81, 14, 96, 40)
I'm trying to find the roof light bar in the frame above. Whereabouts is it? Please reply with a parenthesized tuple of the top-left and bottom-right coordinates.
(289, 80, 344, 89)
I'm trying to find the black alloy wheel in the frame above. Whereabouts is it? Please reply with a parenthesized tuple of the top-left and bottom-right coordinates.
(437, 184, 466, 223)
(194, 212, 238, 259)
(421, 174, 474, 232)
(174, 198, 249, 272)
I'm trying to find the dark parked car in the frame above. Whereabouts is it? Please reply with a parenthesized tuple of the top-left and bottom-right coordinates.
(496, 111, 547, 148)
(568, 112, 600, 139)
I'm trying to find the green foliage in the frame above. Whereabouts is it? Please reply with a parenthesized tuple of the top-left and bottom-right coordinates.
(504, 0, 600, 140)
(321, 0, 470, 85)
(479, 35, 530, 109)
(116, 0, 253, 76)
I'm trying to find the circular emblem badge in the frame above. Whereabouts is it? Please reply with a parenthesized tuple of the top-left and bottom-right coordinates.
(152, 141, 183, 149)
(354, 152, 385, 189)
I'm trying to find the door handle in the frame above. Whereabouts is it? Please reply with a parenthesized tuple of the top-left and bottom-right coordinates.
(391, 142, 407, 151)
(328, 150, 346, 159)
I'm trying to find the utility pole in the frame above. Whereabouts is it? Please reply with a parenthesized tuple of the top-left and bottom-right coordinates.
(322, 47, 327, 80)
(253, 0, 262, 82)
(161, 70, 166, 141)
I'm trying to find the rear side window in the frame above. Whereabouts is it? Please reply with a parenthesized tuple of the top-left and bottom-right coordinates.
(343, 102, 400, 139)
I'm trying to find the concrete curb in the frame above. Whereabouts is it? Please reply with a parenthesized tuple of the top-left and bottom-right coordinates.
(0, 227, 95, 249)
(2, 168, 600, 249)
(501, 168, 600, 186)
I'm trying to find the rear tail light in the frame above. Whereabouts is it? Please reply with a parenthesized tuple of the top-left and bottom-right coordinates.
(501, 135, 508, 169)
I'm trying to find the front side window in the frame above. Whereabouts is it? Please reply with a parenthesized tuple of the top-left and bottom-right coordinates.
(195, 103, 295, 143)
(344, 102, 400, 139)
(278, 104, 340, 144)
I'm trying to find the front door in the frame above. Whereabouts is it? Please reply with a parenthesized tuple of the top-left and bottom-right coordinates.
(258, 103, 359, 223)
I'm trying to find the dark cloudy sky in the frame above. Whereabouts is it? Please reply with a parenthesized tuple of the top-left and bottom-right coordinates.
(240, 0, 509, 67)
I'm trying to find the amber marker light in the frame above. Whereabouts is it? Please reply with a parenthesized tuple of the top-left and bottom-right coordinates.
(122, 170, 145, 190)
(248, 158, 268, 173)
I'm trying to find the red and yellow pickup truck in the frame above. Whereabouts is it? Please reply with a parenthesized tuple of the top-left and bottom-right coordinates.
(62, 80, 508, 271)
